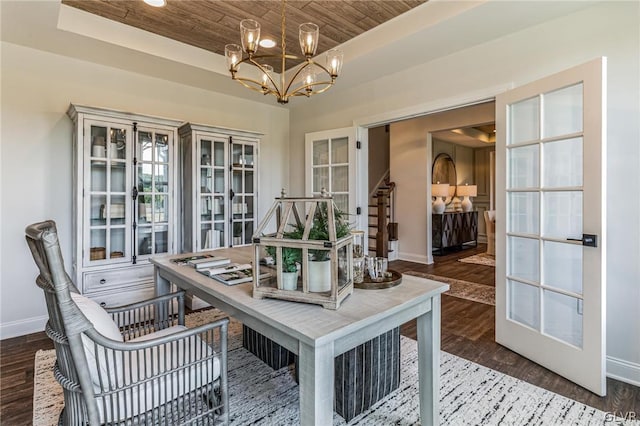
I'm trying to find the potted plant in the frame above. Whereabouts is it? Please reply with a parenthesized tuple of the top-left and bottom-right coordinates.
(265, 245, 301, 290)
(289, 202, 351, 292)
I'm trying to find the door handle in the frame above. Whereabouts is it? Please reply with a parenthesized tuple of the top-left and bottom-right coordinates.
(566, 234, 597, 247)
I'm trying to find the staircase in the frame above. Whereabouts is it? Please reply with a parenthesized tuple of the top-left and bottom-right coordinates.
(368, 177, 398, 260)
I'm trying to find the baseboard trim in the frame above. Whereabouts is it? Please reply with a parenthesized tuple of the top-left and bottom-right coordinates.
(607, 356, 640, 387)
(398, 252, 429, 264)
(0, 315, 48, 340)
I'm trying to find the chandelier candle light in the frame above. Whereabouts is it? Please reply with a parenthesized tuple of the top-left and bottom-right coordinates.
(224, 0, 343, 104)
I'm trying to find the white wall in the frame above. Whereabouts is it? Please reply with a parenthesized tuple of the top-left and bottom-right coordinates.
(288, 2, 640, 384)
(0, 42, 289, 338)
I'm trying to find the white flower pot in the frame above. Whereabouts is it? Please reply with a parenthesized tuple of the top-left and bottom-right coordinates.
(308, 260, 331, 292)
(281, 271, 298, 291)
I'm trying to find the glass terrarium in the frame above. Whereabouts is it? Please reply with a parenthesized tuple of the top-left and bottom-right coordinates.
(251, 190, 353, 310)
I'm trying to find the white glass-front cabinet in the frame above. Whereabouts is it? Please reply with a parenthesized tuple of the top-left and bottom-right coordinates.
(68, 105, 180, 307)
(180, 123, 260, 253)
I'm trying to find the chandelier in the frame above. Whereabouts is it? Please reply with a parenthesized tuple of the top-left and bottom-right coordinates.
(224, 0, 343, 104)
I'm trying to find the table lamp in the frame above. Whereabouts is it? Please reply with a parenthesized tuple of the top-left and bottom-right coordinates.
(457, 184, 477, 212)
(432, 183, 450, 214)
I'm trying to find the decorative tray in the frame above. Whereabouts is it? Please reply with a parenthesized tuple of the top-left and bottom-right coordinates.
(354, 270, 402, 290)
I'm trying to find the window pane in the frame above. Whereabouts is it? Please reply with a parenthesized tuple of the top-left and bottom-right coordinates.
(154, 164, 169, 192)
(155, 133, 169, 163)
(110, 162, 126, 193)
(138, 195, 152, 225)
(543, 290, 583, 348)
(154, 195, 168, 223)
(154, 225, 168, 254)
(213, 141, 225, 167)
(543, 241, 583, 295)
(509, 97, 539, 145)
(91, 194, 107, 226)
(508, 192, 539, 235)
(139, 131, 153, 161)
(109, 195, 126, 226)
(214, 169, 225, 194)
(91, 160, 107, 192)
(331, 137, 348, 164)
(508, 279, 540, 330)
(244, 144, 254, 167)
(542, 191, 582, 239)
(543, 137, 583, 188)
(313, 139, 329, 165)
(508, 236, 539, 282)
(90, 228, 106, 260)
(332, 194, 348, 214)
(201, 140, 212, 165)
(331, 165, 348, 192)
(200, 168, 212, 194)
(138, 227, 152, 255)
(201, 196, 212, 222)
(543, 83, 583, 139)
(91, 125, 107, 158)
(110, 228, 125, 259)
(508, 144, 539, 189)
(138, 163, 153, 192)
(109, 128, 126, 160)
(313, 167, 329, 193)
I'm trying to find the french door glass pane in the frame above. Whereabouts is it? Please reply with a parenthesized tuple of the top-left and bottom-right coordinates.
(333, 194, 348, 214)
(201, 222, 212, 250)
(91, 195, 107, 225)
(244, 144, 254, 167)
(155, 134, 169, 162)
(508, 144, 539, 189)
(154, 195, 169, 223)
(138, 163, 153, 192)
(508, 279, 540, 329)
(509, 97, 539, 145)
(109, 195, 126, 226)
(245, 171, 254, 193)
(543, 138, 583, 188)
(233, 222, 243, 246)
(138, 195, 152, 224)
(543, 290, 583, 348)
(331, 137, 348, 163)
(201, 140, 212, 165)
(214, 196, 224, 219)
(155, 225, 168, 253)
(91, 125, 108, 158)
(331, 166, 348, 192)
(507, 192, 539, 234)
(90, 229, 106, 260)
(542, 191, 582, 239)
(543, 240, 583, 295)
(232, 144, 242, 166)
(91, 161, 107, 192)
(313, 167, 329, 193)
(201, 168, 212, 194)
(214, 169, 224, 193)
(232, 170, 242, 194)
(139, 131, 153, 161)
(214, 222, 225, 248)
(201, 196, 212, 221)
(508, 236, 539, 282)
(110, 128, 126, 160)
(110, 162, 126, 193)
(110, 228, 125, 258)
(244, 221, 254, 244)
(313, 139, 329, 165)
(138, 227, 152, 255)
(214, 142, 225, 166)
(154, 164, 169, 192)
(543, 83, 583, 139)
(245, 195, 254, 218)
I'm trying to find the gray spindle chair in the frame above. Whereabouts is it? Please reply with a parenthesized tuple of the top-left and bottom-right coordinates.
(26, 220, 229, 425)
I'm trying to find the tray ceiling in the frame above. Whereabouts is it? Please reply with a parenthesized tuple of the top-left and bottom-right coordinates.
(62, 0, 426, 70)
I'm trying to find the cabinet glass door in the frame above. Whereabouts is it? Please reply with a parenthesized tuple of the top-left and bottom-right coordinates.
(230, 140, 257, 246)
(198, 136, 227, 250)
(136, 127, 172, 258)
(85, 121, 131, 265)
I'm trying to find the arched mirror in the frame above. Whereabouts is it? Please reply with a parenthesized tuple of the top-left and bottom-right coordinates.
(432, 153, 457, 203)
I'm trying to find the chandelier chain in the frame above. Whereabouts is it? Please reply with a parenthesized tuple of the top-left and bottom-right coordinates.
(281, 0, 286, 57)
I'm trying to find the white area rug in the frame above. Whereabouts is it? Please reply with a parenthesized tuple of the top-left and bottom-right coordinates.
(458, 253, 496, 267)
(34, 312, 635, 425)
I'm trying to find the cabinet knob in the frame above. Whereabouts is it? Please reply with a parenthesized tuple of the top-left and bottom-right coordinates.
(99, 279, 106, 285)
(100, 302, 107, 308)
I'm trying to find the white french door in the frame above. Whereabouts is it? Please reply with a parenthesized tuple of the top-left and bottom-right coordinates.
(305, 127, 368, 233)
(495, 58, 607, 395)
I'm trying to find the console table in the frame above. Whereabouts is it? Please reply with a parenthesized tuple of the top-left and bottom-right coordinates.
(151, 247, 448, 425)
(432, 211, 478, 255)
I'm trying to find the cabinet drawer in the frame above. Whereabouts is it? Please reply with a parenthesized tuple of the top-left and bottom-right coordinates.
(83, 265, 153, 293)
(88, 286, 156, 314)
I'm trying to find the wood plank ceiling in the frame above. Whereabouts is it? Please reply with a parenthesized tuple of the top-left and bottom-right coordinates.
(62, 0, 426, 70)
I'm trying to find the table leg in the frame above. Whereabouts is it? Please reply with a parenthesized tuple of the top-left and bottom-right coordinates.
(154, 266, 172, 330)
(298, 341, 334, 426)
(417, 294, 441, 426)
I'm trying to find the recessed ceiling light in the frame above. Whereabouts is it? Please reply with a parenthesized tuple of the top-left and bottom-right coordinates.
(259, 39, 276, 48)
(143, 0, 166, 7)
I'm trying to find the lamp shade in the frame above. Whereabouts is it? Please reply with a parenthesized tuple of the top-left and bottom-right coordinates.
(432, 183, 450, 198)
(457, 184, 477, 197)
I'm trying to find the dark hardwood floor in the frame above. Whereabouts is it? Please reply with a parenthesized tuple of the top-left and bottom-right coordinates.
(1, 244, 638, 424)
